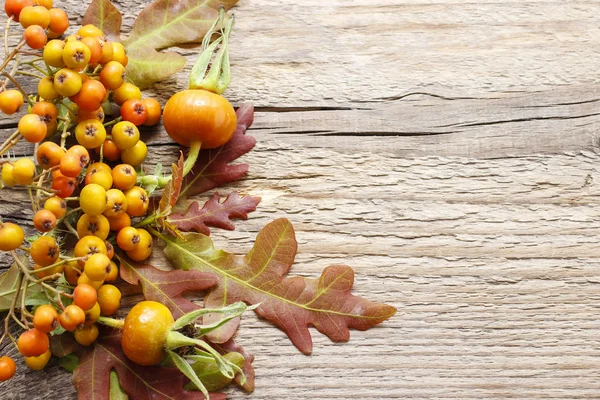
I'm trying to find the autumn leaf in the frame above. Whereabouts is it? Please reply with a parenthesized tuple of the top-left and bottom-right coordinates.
(0, 260, 39, 312)
(122, 0, 239, 88)
(180, 104, 256, 199)
(169, 192, 261, 236)
(49, 332, 79, 357)
(162, 218, 398, 354)
(73, 330, 227, 400)
(160, 153, 185, 215)
(119, 257, 217, 318)
(81, 0, 122, 41)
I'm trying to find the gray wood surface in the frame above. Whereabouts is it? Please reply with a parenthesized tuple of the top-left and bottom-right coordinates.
(2, 0, 600, 399)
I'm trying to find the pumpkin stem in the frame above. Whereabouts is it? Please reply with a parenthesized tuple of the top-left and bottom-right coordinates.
(188, 7, 235, 94)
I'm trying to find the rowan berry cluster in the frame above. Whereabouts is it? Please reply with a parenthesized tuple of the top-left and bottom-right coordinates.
(0, 0, 163, 381)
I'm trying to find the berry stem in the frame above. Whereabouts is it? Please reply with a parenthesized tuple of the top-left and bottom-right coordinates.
(0, 129, 20, 156)
(103, 117, 122, 128)
(96, 316, 125, 330)
(0, 38, 25, 73)
(3, 16, 12, 56)
(15, 70, 45, 80)
(1, 71, 32, 106)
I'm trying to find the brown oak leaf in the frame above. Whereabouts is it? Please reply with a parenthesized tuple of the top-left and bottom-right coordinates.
(169, 192, 261, 236)
(119, 258, 217, 318)
(162, 218, 397, 354)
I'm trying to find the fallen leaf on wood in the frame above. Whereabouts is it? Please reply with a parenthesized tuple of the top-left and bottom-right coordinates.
(119, 258, 217, 318)
(169, 192, 261, 236)
(162, 218, 397, 354)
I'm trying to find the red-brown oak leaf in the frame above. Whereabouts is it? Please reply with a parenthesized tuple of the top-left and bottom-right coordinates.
(180, 104, 255, 199)
(73, 330, 226, 400)
(119, 258, 218, 318)
(162, 218, 397, 354)
(169, 192, 261, 236)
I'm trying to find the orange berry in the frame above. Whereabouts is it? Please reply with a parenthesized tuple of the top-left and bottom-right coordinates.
(32, 209, 56, 232)
(0, 89, 24, 115)
(23, 24, 47, 49)
(18, 113, 46, 142)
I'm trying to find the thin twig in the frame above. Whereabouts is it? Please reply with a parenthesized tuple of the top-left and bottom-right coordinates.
(1, 71, 32, 106)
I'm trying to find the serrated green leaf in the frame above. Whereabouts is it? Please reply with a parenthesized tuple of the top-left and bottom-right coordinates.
(109, 370, 128, 400)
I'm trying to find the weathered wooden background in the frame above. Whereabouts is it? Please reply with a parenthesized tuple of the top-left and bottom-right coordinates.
(3, 0, 600, 398)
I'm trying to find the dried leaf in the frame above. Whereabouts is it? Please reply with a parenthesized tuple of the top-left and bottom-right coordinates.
(169, 192, 261, 235)
(81, 0, 122, 41)
(160, 153, 185, 217)
(0, 260, 40, 312)
(49, 332, 79, 357)
(73, 330, 226, 400)
(122, 0, 239, 88)
(162, 218, 398, 354)
(119, 257, 217, 318)
(180, 104, 255, 199)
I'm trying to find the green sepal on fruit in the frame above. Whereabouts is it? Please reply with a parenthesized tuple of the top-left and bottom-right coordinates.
(154, 7, 238, 194)
(97, 300, 253, 396)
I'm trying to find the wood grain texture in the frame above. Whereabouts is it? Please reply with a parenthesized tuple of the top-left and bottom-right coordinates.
(2, 0, 600, 399)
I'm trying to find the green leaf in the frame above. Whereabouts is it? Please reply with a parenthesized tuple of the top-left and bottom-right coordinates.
(82, 0, 123, 41)
(168, 350, 209, 400)
(170, 301, 250, 331)
(25, 291, 51, 307)
(123, 48, 186, 90)
(109, 371, 128, 400)
(122, 0, 239, 88)
(0, 259, 40, 312)
(58, 353, 80, 373)
(162, 218, 398, 354)
(185, 352, 244, 392)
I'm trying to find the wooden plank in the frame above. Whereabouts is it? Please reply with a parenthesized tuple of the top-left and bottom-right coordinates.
(2, 0, 600, 399)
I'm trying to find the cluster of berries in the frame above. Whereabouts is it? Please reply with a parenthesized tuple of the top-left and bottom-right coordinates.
(0, 0, 164, 381)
